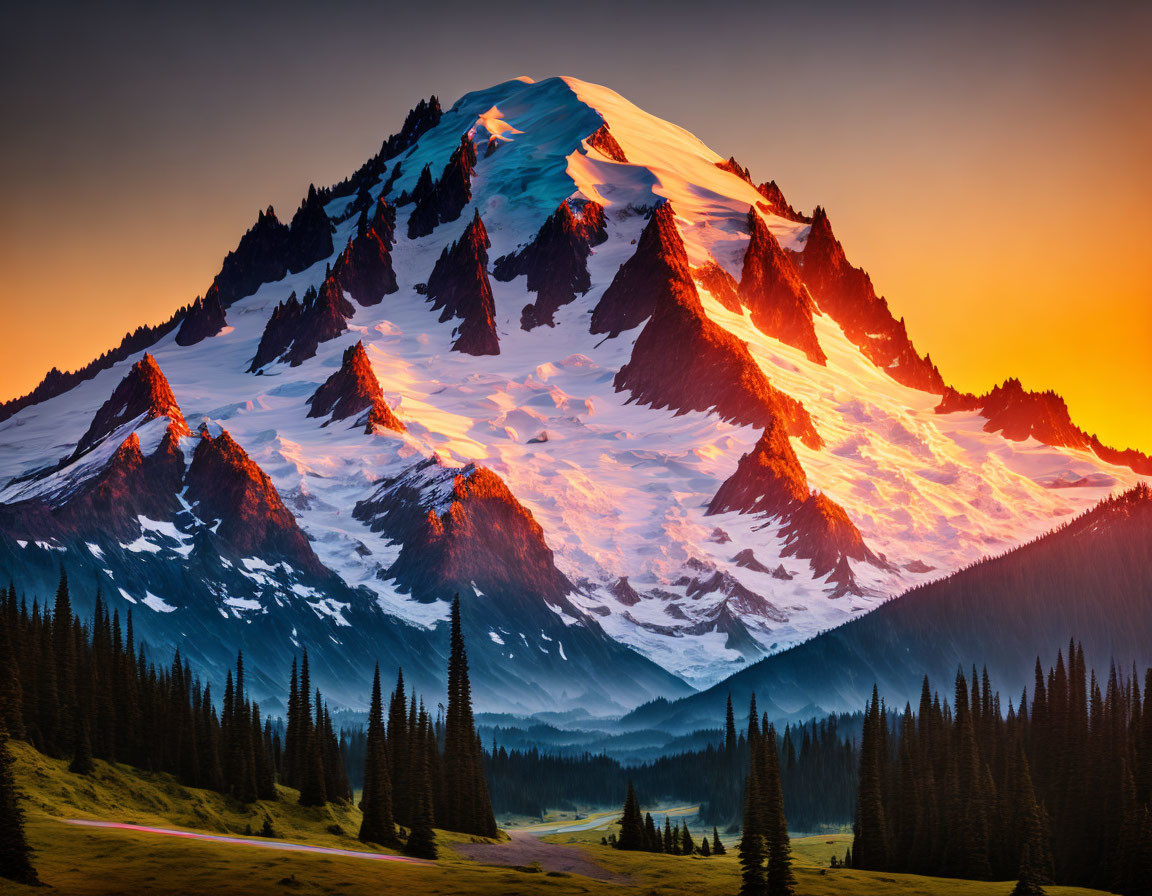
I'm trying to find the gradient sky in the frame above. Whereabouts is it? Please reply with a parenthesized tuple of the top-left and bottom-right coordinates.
(2, 0, 1149, 449)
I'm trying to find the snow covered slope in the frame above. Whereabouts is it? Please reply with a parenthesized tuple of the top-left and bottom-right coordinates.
(0, 76, 1143, 699)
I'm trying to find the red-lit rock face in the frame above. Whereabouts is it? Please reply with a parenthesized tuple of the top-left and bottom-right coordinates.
(76, 353, 190, 455)
(604, 205, 823, 449)
(185, 429, 325, 576)
(739, 208, 826, 364)
(426, 210, 499, 356)
(308, 341, 404, 432)
(329, 198, 398, 307)
(694, 261, 742, 314)
(800, 207, 944, 393)
(586, 123, 627, 162)
(755, 181, 810, 224)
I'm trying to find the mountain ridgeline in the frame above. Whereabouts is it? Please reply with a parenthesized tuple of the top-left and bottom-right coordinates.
(0, 75, 1148, 712)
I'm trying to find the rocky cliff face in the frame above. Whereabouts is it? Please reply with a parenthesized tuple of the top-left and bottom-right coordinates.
(175, 292, 227, 347)
(426, 210, 499, 355)
(186, 429, 326, 576)
(738, 209, 825, 364)
(249, 279, 352, 370)
(329, 197, 399, 307)
(799, 207, 944, 392)
(604, 205, 823, 449)
(307, 341, 404, 432)
(494, 199, 607, 329)
(76, 354, 190, 455)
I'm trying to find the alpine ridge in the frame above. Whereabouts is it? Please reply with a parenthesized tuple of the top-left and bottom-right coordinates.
(0, 75, 1146, 699)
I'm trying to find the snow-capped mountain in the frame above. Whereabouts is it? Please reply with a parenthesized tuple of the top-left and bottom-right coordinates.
(0, 75, 1145, 706)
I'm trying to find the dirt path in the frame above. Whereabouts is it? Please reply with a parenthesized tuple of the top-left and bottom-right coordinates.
(455, 831, 629, 883)
(62, 819, 433, 866)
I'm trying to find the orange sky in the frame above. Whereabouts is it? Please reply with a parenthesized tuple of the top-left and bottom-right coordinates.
(1, 1, 1149, 450)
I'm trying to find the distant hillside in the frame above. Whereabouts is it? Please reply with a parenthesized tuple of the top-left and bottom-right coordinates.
(627, 483, 1152, 732)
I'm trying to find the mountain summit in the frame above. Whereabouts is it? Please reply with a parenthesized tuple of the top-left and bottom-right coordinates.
(0, 76, 1144, 703)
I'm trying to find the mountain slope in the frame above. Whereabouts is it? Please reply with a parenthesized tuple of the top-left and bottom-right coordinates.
(630, 483, 1152, 732)
(0, 75, 1146, 696)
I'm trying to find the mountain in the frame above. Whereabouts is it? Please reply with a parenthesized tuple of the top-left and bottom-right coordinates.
(627, 483, 1152, 733)
(0, 75, 1146, 703)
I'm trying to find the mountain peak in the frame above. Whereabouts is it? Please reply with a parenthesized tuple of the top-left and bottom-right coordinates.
(75, 353, 189, 455)
(307, 341, 404, 432)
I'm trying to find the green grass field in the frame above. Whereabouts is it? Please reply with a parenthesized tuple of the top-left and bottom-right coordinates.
(0, 742, 1112, 896)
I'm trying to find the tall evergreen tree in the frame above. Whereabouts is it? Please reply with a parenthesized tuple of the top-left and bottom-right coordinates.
(617, 780, 645, 850)
(404, 711, 437, 860)
(359, 664, 396, 846)
(739, 764, 767, 896)
(761, 722, 795, 896)
(0, 722, 39, 885)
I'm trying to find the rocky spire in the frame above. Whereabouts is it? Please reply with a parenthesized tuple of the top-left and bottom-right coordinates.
(586, 123, 627, 162)
(708, 418, 879, 582)
(76, 354, 190, 455)
(307, 341, 404, 432)
(494, 199, 608, 330)
(175, 292, 227, 347)
(739, 209, 826, 364)
(206, 206, 292, 308)
(799, 207, 944, 391)
(426, 210, 499, 356)
(407, 135, 478, 239)
(606, 205, 823, 448)
(286, 184, 335, 274)
(715, 156, 753, 184)
(185, 429, 325, 576)
(591, 202, 689, 336)
(329, 197, 398, 307)
(249, 277, 353, 372)
(756, 181, 809, 223)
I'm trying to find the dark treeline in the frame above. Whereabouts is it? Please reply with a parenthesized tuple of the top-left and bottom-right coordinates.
(0, 573, 496, 880)
(614, 780, 727, 857)
(853, 644, 1152, 896)
(485, 697, 857, 833)
(0, 571, 283, 801)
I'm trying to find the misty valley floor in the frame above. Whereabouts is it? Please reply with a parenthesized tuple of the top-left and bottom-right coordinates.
(0, 741, 1111, 896)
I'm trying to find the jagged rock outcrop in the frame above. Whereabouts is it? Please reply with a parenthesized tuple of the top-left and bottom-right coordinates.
(354, 460, 574, 610)
(707, 418, 810, 516)
(494, 199, 608, 329)
(591, 203, 690, 337)
(329, 197, 398, 307)
(756, 181, 810, 223)
(708, 417, 878, 580)
(328, 97, 441, 202)
(407, 135, 478, 239)
(715, 156, 753, 184)
(175, 292, 227, 346)
(286, 185, 335, 273)
(799, 207, 944, 391)
(586, 124, 627, 162)
(185, 429, 325, 575)
(683, 571, 788, 623)
(937, 380, 1152, 475)
(307, 341, 404, 432)
(739, 209, 826, 364)
(603, 205, 822, 448)
(693, 261, 742, 313)
(206, 206, 291, 308)
(780, 491, 880, 578)
(609, 576, 642, 607)
(76, 354, 190, 455)
(426, 210, 499, 355)
(249, 279, 352, 371)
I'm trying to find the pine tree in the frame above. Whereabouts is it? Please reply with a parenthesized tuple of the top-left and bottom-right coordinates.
(404, 712, 437, 860)
(739, 764, 767, 896)
(644, 812, 661, 852)
(713, 826, 727, 856)
(359, 664, 396, 846)
(0, 722, 38, 885)
(388, 668, 410, 825)
(681, 820, 695, 855)
(617, 780, 645, 850)
(441, 596, 496, 836)
(299, 725, 327, 807)
(853, 685, 888, 870)
(664, 816, 674, 853)
(761, 722, 795, 896)
(1011, 844, 1047, 896)
(701, 833, 711, 856)
(68, 713, 94, 776)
